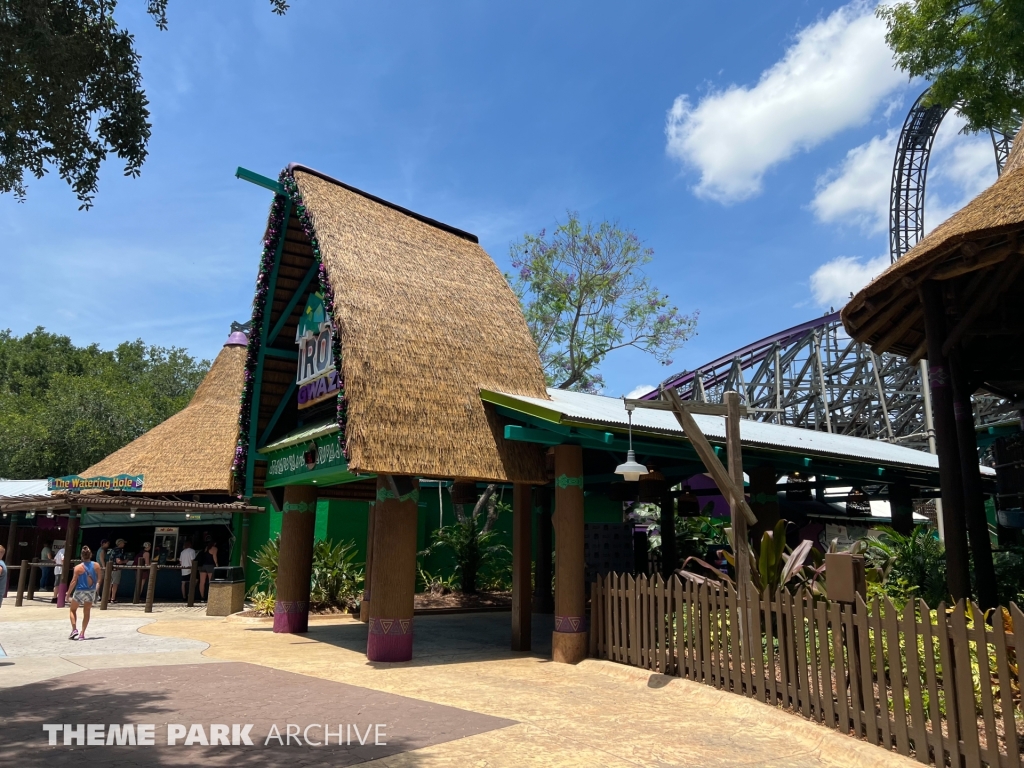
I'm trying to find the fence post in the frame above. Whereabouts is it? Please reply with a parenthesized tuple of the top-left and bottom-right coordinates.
(15, 559, 28, 606)
(188, 567, 197, 606)
(133, 566, 143, 604)
(26, 557, 39, 600)
(100, 560, 113, 610)
(144, 563, 158, 613)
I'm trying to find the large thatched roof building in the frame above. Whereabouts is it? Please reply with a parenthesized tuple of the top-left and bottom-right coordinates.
(237, 165, 549, 497)
(83, 330, 248, 495)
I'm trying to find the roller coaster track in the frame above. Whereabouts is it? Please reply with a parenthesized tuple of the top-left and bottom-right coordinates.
(646, 89, 1019, 446)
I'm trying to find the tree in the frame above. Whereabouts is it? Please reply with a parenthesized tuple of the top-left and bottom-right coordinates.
(0, 0, 287, 209)
(0, 327, 209, 478)
(421, 485, 509, 594)
(508, 212, 697, 393)
(878, 1, 1024, 132)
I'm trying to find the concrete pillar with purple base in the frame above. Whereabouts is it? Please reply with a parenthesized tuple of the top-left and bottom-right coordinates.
(273, 485, 317, 634)
(366, 476, 419, 663)
(553, 444, 587, 664)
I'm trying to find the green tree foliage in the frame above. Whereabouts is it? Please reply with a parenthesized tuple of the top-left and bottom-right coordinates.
(862, 526, 949, 607)
(0, 0, 287, 208)
(0, 327, 209, 478)
(879, 1, 1024, 131)
(508, 212, 698, 393)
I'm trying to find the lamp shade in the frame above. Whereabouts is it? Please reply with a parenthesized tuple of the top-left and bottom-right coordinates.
(614, 450, 649, 482)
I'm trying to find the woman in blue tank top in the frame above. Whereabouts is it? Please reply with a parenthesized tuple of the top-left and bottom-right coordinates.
(69, 546, 101, 641)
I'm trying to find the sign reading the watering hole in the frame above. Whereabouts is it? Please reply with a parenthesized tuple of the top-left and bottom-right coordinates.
(295, 292, 340, 410)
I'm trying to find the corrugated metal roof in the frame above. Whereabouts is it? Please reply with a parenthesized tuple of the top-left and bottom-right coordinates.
(488, 388, 995, 477)
(0, 479, 48, 496)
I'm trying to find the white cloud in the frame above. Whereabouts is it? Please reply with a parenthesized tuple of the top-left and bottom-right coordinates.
(809, 254, 890, 307)
(811, 130, 896, 233)
(811, 112, 998, 234)
(624, 384, 656, 399)
(665, 2, 905, 203)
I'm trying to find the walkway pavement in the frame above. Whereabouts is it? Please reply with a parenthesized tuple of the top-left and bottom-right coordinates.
(1, 603, 918, 767)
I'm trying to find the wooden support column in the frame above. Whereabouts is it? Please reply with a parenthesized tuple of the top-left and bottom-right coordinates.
(366, 476, 419, 662)
(659, 490, 676, 577)
(273, 485, 318, 634)
(360, 501, 377, 623)
(920, 282, 971, 601)
(512, 484, 533, 651)
(533, 487, 554, 613)
(552, 444, 586, 663)
(889, 479, 914, 536)
(951, 355, 998, 609)
(57, 512, 80, 608)
(725, 392, 750, 591)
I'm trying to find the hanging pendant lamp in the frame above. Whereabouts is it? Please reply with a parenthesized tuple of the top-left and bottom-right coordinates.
(615, 401, 649, 482)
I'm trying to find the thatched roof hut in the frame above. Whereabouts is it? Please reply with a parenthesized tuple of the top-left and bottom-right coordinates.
(238, 165, 549, 493)
(82, 331, 248, 495)
(842, 128, 1024, 384)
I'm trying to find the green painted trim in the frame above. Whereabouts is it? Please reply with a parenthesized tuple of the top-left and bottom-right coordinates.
(480, 389, 565, 424)
(236, 166, 285, 194)
(268, 262, 319, 345)
(246, 200, 292, 497)
(263, 347, 298, 360)
(376, 487, 420, 503)
(555, 474, 584, 490)
(258, 419, 339, 454)
(504, 424, 563, 446)
(283, 501, 315, 512)
(265, 466, 372, 488)
(259, 378, 297, 448)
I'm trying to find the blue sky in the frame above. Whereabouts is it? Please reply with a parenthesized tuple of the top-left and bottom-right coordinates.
(0, 1, 999, 397)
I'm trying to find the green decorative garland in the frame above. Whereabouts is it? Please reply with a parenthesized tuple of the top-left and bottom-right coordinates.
(376, 487, 420, 503)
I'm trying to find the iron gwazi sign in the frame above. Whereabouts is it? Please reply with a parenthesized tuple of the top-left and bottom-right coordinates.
(266, 435, 346, 482)
(47, 474, 144, 492)
(296, 292, 341, 410)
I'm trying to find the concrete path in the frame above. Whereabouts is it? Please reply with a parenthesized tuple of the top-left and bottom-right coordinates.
(141, 611, 918, 768)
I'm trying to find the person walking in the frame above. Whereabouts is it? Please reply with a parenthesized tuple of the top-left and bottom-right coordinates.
(0, 545, 8, 610)
(179, 540, 196, 601)
(198, 542, 218, 601)
(69, 546, 101, 640)
(40, 542, 54, 591)
(52, 544, 65, 603)
(106, 538, 126, 603)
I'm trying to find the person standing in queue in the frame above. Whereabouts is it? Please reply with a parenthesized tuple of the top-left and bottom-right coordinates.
(106, 538, 126, 603)
(178, 540, 196, 601)
(0, 545, 8, 609)
(198, 542, 218, 602)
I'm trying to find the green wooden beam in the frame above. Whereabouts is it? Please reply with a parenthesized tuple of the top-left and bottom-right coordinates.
(236, 166, 285, 195)
(245, 200, 292, 497)
(263, 347, 298, 360)
(504, 424, 562, 446)
(268, 262, 319, 345)
(259, 378, 297, 448)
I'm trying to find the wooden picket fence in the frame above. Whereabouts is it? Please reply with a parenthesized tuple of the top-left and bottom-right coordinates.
(590, 572, 1024, 768)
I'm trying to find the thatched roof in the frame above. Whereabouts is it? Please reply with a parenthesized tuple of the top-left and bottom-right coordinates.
(82, 335, 247, 494)
(289, 166, 549, 483)
(842, 128, 1024, 357)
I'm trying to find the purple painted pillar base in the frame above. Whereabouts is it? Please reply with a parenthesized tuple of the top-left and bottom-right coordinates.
(367, 617, 413, 662)
(273, 600, 309, 634)
(56, 583, 68, 608)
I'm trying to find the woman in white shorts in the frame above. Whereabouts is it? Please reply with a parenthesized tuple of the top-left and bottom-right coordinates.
(69, 546, 102, 641)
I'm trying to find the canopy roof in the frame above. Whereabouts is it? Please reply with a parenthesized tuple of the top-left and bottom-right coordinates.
(81, 335, 248, 495)
(842, 128, 1024, 397)
(484, 387, 995, 488)
(246, 166, 549, 486)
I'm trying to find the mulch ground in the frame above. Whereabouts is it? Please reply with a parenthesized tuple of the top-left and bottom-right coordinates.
(1, 662, 514, 766)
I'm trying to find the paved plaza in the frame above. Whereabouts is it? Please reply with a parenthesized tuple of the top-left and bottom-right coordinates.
(0, 601, 918, 767)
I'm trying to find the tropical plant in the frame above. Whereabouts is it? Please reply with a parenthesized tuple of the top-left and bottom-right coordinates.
(247, 588, 276, 617)
(420, 484, 510, 594)
(676, 514, 729, 565)
(418, 569, 458, 596)
(507, 212, 697, 392)
(310, 539, 363, 610)
(248, 535, 364, 611)
(990, 547, 1024, 607)
(861, 526, 948, 608)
